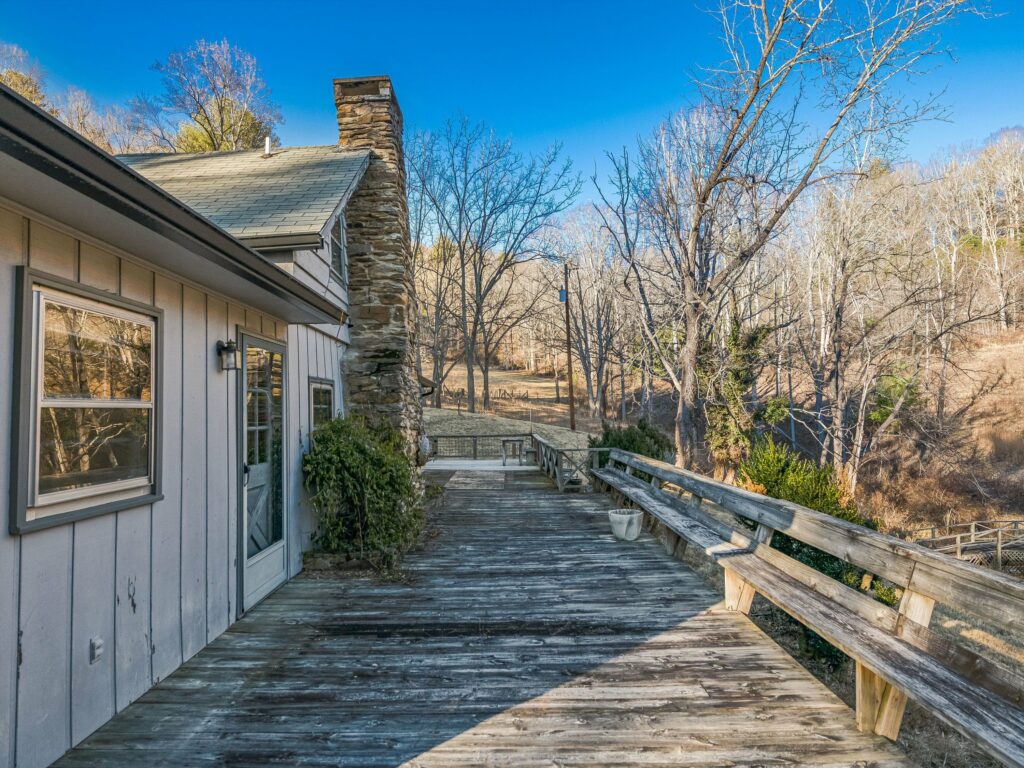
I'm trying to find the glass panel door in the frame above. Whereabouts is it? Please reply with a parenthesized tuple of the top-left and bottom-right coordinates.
(240, 335, 287, 610)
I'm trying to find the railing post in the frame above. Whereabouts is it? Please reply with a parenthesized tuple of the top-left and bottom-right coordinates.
(996, 528, 1003, 571)
(472, 436, 478, 460)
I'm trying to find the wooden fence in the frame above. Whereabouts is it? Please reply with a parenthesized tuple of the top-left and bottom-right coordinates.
(908, 519, 1024, 575)
(426, 433, 534, 460)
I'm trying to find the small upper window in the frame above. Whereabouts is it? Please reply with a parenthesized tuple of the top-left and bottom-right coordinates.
(310, 380, 335, 430)
(11, 271, 160, 533)
(329, 217, 348, 284)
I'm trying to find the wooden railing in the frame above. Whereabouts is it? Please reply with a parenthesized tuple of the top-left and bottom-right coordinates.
(908, 519, 1024, 573)
(591, 448, 1024, 768)
(532, 434, 607, 492)
(426, 433, 534, 460)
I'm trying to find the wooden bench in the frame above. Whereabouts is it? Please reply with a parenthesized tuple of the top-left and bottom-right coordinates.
(500, 437, 526, 466)
(593, 448, 1024, 768)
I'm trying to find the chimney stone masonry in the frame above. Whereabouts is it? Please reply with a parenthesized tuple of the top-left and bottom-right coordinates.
(334, 76, 422, 455)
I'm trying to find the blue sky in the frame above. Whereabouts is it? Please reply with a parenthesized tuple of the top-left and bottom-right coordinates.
(3, 0, 1022, 182)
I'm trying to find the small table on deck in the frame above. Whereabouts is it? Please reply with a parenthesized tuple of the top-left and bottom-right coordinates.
(501, 437, 526, 466)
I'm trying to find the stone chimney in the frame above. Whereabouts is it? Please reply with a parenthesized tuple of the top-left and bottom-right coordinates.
(334, 76, 422, 453)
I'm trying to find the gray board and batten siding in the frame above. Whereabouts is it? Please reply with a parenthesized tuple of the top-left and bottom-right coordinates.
(0, 205, 289, 768)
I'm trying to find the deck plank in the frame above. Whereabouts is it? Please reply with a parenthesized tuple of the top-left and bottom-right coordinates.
(55, 467, 909, 767)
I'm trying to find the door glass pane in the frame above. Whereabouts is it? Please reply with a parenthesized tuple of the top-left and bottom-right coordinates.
(38, 407, 150, 494)
(246, 344, 284, 559)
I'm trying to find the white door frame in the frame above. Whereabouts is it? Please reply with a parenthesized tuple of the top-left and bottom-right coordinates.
(237, 330, 288, 615)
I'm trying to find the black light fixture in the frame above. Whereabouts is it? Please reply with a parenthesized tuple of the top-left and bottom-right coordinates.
(216, 339, 239, 372)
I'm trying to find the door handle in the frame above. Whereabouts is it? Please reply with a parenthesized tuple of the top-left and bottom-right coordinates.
(243, 463, 250, 487)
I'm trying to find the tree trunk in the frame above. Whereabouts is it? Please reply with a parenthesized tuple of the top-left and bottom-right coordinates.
(675, 315, 701, 468)
(480, 357, 491, 410)
(619, 356, 627, 421)
(464, 351, 476, 413)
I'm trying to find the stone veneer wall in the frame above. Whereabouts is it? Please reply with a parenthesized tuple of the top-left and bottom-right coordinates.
(334, 76, 422, 454)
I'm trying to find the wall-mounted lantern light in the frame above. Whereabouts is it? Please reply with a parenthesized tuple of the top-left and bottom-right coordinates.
(217, 339, 239, 372)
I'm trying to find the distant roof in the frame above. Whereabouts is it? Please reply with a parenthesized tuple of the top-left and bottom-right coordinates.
(118, 146, 370, 248)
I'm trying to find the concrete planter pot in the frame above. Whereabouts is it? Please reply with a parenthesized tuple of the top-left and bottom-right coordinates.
(608, 509, 644, 541)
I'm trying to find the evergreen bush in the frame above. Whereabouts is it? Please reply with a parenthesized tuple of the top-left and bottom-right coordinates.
(303, 415, 422, 571)
(739, 438, 896, 665)
(589, 419, 673, 467)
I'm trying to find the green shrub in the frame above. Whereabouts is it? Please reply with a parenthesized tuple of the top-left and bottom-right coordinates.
(303, 415, 422, 571)
(589, 419, 673, 467)
(739, 438, 894, 666)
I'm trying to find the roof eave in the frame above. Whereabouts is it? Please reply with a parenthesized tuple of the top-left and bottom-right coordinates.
(0, 85, 341, 325)
(241, 232, 324, 252)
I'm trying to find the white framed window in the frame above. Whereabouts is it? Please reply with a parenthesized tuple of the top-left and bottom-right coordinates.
(329, 216, 348, 285)
(309, 378, 335, 430)
(11, 269, 162, 533)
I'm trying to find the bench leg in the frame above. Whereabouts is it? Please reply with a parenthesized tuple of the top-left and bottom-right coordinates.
(856, 662, 887, 733)
(871, 590, 935, 739)
(724, 570, 757, 614)
(872, 683, 909, 740)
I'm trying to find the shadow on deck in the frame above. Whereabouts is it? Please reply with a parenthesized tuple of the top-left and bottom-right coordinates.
(56, 466, 909, 767)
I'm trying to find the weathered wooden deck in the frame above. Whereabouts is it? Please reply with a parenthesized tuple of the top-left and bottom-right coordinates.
(57, 466, 909, 766)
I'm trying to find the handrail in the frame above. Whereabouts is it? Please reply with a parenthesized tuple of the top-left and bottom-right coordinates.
(531, 434, 608, 492)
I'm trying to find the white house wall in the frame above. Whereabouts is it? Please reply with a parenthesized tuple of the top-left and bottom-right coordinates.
(290, 247, 348, 310)
(0, 204, 294, 768)
(285, 323, 346, 576)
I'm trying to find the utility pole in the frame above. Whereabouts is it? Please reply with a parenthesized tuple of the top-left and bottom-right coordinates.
(561, 261, 576, 431)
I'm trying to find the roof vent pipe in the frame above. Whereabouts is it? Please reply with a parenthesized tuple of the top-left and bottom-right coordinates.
(263, 136, 271, 158)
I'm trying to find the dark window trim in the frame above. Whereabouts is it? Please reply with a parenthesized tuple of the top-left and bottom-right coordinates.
(9, 266, 165, 535)
(328, 216, 349, 288)
(309, 377, 335, 430)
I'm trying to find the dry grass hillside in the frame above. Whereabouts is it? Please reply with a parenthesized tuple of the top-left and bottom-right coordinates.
(423, 406, 591, 450)
(859, 333, 1024, 534)
(436, 367, 609, 434)
(432, 333, 1024, 533)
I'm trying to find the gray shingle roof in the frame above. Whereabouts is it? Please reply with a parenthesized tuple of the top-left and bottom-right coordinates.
(118, 146, 370, 242)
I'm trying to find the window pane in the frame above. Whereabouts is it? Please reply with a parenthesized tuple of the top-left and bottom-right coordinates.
(311, 385, 333, 428)
(38, 407, 150, 494)
(43, 301, 152, 401)
(330, 218, 344, 276)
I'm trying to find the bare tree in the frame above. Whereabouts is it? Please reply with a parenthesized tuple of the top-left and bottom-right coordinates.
(966, 134, 1024, 329)
(598, 0, 983, 468)
(133, 38, 282, 153)
(409, 119, 580, 411)
(0, 42, 54, 113)
(55, 87, 151, 154)
(414, 238, 463, 407)
(550, 209, 628, 418)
